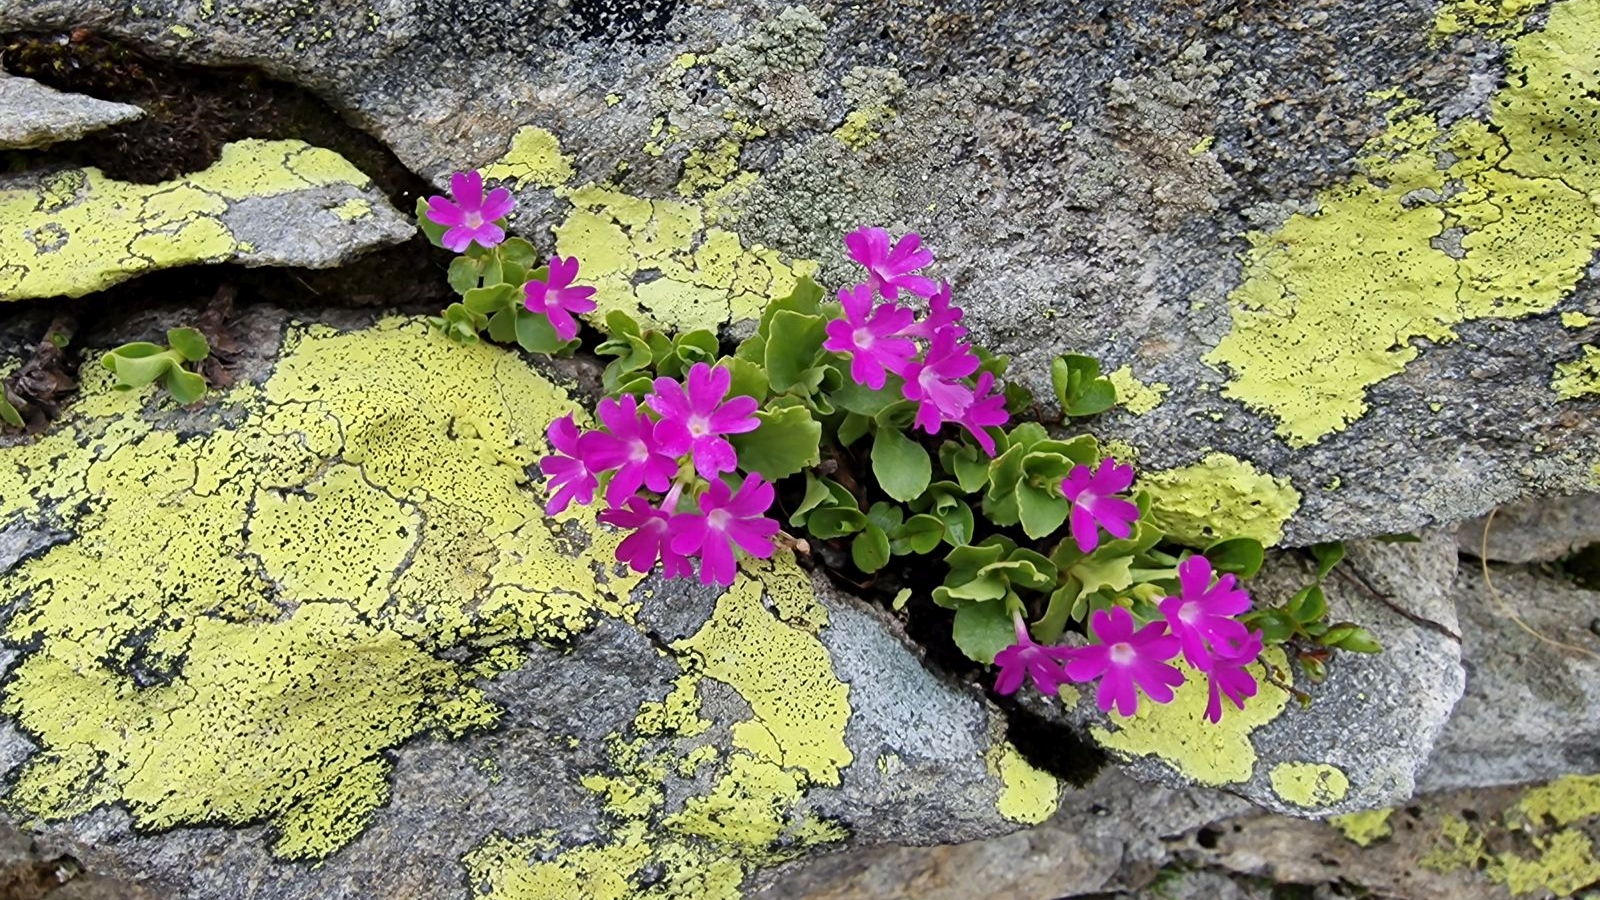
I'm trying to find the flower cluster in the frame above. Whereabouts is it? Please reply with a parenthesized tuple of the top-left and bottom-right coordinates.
(539, 363, 780, 586)
(423, 172, 596, 345)
(995, 554, 1263, 722)
(826, 227, 1009, 454)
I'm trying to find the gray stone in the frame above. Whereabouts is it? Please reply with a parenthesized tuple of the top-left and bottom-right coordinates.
(1419, 563, 1600, 793)
(0, 309, 1047, 900)
(756, 770, 1251, 900)
(3, 0, 1597, 542)
(0, 73, 142, 150)
(1457, 492, 1600, 563)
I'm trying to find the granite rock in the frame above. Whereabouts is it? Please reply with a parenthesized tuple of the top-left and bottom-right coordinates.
(0, 73, 143, 150)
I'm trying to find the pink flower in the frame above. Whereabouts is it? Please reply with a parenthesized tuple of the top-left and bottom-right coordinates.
(538, 414, 598, 514)
(670, 474, 780, 586)
(823, 284, 917, 389)
(900, 281, 966, 341)
(582, 395, 680, 508)
(600, 496, 695, 579)
(524, 255, 598, 342)
(425, 171, 514, 253)
(647, 363, 760, 480)
(845, 227, 939, 300)
(1158, 554, 1253, 669)
(1204, 631, 1263, 724)
(901, 327, 981, 435)
(1060, 459, 1140, 553)
(1062, 607, 1184, 717)
(992, 611, 1072, 696)
(955, 371, 1009, 456)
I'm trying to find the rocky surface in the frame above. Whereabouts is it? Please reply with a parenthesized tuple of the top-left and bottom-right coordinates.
(0, 309, 1058, 900)
(1041, 531, 1464, 818)
(1458, 493, 1600, 564)
(0, 138, 414, 300)
(1419, 562, 1600, 793)
(0, 72, 142, 149)
(3, 0, 1598, 543)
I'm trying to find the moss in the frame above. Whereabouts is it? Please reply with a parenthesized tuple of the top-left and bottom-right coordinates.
(1552, 345, 1600, 399)
(0, 317, 641, 858)
(1331, 808, 1395, 846)
(1136, 453, 1302, 548)
(1268, 762, 1350, 808)
(1207, 0, 1600, 446)
(0, 139, 384, 300)
(1090, 649, 1291, 785)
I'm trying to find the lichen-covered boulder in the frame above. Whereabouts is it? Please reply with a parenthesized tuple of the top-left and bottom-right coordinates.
(0, 139, 413, 300)
(0, 310, 1057, 899)
(3, 0, 1597, 542)
(0, 73, 142, 149)
(1043, 532, 1464, 818)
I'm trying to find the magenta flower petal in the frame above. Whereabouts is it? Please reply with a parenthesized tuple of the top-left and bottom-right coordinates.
(524, 255, 598, 342)
(582, 396, 679, 508)
(669, 474, 779, 586)
(844, 226, 940, 300)
(424, 170, 514, 252)
(1060, 607, 1184, 717)
(1159, 554, 1256, 670)
(823, 284, 918, 389)
(1061, 459, 1141, 553)
(1204, 631, 1264, 723)
(480, 187, 515, 222)
(992, 612, 1071, 696)
(646, 363, 760, 480)
(600, 497, 695, 578)
(538, 414, 598, 514)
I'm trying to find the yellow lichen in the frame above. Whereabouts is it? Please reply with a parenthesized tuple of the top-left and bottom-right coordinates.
(1136, 452, 1301, 547)
(0, 139, 382, 300)
(464, 558, 854, 900)
(834, 102, 896, 150)
(1090, 649, 1291, 785)
(1331, 808, 1394, 846)
(1553, 345, 1600, 399)
(1511, 774, 1600, 828)
(1561, 311, 1594, 327)
(983, 742, 1060, 825)
(1208, 0, 1600, 446)
(0, 317, 641, 858)
(1108, 366, 1170, 415)
(1420, 776, 1600, 896)
(480, 126, 577, 190)
(1269, 762, 1350, 808)
(332, 198, 372, 220)
(1434, 0, 1545, 40)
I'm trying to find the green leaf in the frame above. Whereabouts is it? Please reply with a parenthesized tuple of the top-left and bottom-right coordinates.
(1051, 353, 1116, 417)
(447, 256, 482, 295)
(951, 599, 1017, 665)
(500, 237, 538, 272)
(1205, 537, 1265, 578)
(865, 501, 904, 532)
(1036, 578, 1082, 642)
(837, 412, 872, 447)
(1333, 626, 1382, 653)
(871, 427, 932, 503)
(514, 309, 568, 354)
(932, 496, 975, 546)
(1310, 541, 1346, 581)
(828, 373, 902, 417)
(1249, 608, 1299, 644)
(939, 441, 991, 494)
(1017, 483, 1070, 539)
(730, 406, 822, 481)
(486, 309, 517, 343)
(674, 330, 720, 368)
(604, 309, 642, 338)
(166, 327, 210, 362)
(788, 473, 835, 527)
(163, 368, 208, 405)
(758, 275, 823, 339)
(764, 310, 828, 393)
(463, 283, 518, 315)
(717, 357, 769, 403)
(809, 506, 868, 539)
(438, 303, 487, 343)
(102, 344, 176, 388)
(1287, 585, 1327, 624)
(852, 524, 891, 572)
(415, 197, 448, 247)
(873, 399, 920, 431)
(890, 514, 944, 555)
(0, 394, 23, 428)
(600, 335, 653, 391)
